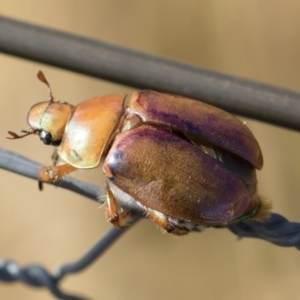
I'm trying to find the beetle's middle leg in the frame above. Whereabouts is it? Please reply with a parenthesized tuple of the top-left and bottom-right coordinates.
(106, 184, 132, 228)
(39, 163, 78, 182)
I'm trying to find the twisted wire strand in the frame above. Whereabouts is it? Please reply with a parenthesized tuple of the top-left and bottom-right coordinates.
(0, 219, 138, 300)
(0, 260, 86, 300)
(1, 148, 300, 251)
(0, 210, 139, 300)
(0, 210, 298, 300)
(228, 213, 300, 250)
(0, 148, 140, 299)
(0, 14, 300, 300)
(1, 146, 300, 299)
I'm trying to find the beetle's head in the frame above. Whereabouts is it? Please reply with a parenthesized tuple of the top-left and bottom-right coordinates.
(7, 71, 74, 146)
(27, 100, 74, 145)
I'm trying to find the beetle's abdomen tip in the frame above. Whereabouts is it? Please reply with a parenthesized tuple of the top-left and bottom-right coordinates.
(247, 194, 272, 222)
(253, 196, 272, 221)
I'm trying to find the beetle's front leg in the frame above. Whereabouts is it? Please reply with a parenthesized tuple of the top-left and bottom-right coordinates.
(106, 184, 132, 228)
(39, 163, 78, 182)
(51, 148, 60, 166)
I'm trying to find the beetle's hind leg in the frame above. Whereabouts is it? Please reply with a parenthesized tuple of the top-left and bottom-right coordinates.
(106, 184, 132, 228)
(145, 209, 192, 236)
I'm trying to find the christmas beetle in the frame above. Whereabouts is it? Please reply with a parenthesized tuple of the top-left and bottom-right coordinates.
(8, 71, 270, 235)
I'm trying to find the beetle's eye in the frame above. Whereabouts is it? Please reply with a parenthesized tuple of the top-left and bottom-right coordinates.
(39, 130, 53, 145)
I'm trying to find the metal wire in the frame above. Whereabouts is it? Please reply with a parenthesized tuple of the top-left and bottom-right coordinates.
(228, 214, 300, 250)
(0, 224, 138, 300)
(1, 15, 300, 131)
(1, 14, 300, 300)
(1, 149, 300, 250)
(0, 148, 101, 203)
(1, 148, 300, 299)
(0, 259, 85, 300)
(0, 149, 141, 300)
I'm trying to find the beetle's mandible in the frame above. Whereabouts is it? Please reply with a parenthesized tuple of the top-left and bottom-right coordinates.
(8, 71, 270, 235)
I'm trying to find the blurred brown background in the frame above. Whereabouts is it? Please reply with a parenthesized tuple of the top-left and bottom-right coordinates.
(1, 1, 300, 299)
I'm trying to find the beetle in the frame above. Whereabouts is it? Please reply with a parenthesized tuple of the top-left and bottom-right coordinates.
(8, 71, 270, 235)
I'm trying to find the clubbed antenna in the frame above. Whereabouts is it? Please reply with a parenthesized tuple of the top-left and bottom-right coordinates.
(37, 71, 54, 103)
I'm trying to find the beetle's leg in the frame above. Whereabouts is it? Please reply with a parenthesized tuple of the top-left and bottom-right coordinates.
(39, 149, 61, 190)
(51, 149, 60, 166)
(106, 185, 132, 228)
(145, 209, 190, 236)
(39, 163, 78, 182)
